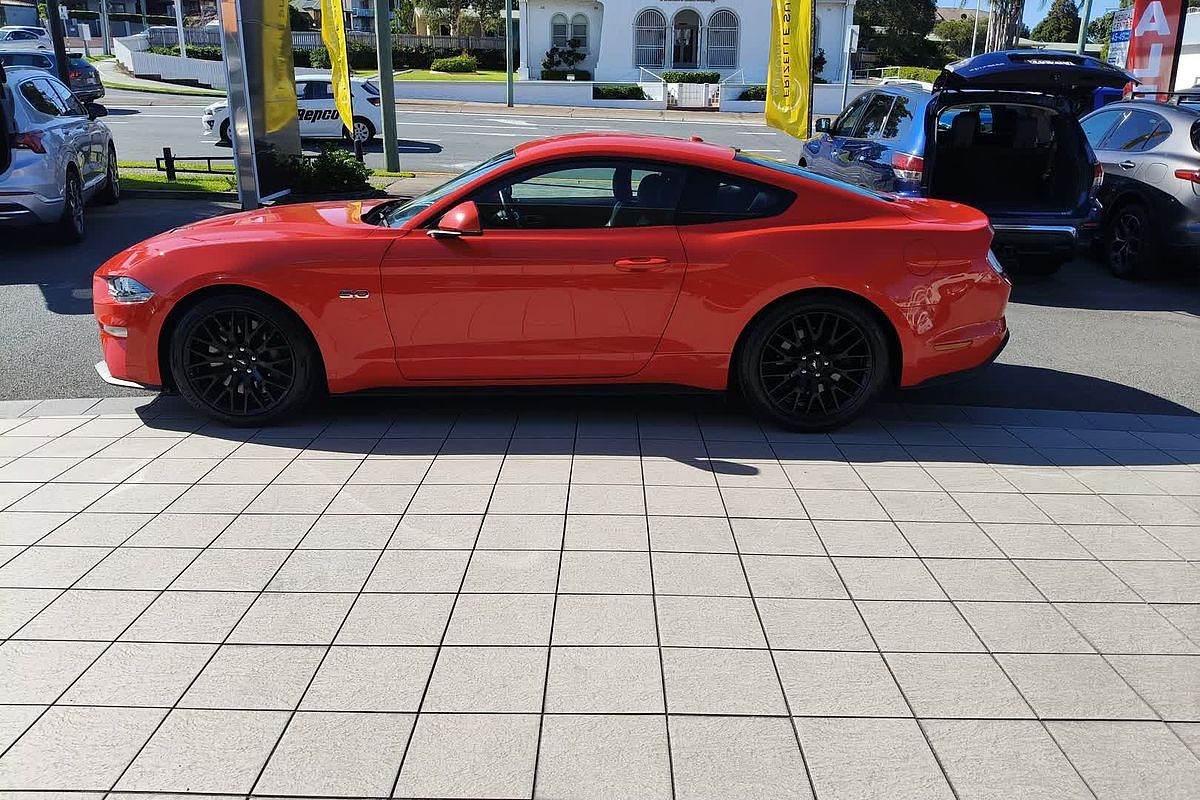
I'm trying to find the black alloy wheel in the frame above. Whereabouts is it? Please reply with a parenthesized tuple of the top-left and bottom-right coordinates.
(1107, 203, 1155, 279)
(60, 168, 85, 242)
(99, 146, 120, 205)
(170, 294, 319, 425)
(738, 296, 890, 431)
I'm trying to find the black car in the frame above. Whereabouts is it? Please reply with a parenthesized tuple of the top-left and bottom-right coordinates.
(0, 50, 104, 103)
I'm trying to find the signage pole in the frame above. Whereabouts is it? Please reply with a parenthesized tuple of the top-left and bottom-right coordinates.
(1076, 0, 1093, 55)
(505, 0, 514, 107)
(173, 0, 188, 59)
(44, 0, 72, 85)
(374, 0, 399, 171)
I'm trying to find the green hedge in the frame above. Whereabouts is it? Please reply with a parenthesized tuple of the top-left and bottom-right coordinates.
(150, 45, 223, 61)
(891, 66, 940, 83)
(738, 85, 765, 100)
(430, 54, 477, 73)
(68, 10, 99, 20)
(109, 12, 175, 23)
(593, 84, 646, 100)
(540, 69, 590, 80)
(662, 70, 721, 84)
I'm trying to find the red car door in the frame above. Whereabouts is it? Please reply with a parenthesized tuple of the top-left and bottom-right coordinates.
(381, 159, 688, 381)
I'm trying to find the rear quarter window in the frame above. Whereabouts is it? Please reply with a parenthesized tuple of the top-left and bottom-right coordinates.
(677, 167, 794, 225)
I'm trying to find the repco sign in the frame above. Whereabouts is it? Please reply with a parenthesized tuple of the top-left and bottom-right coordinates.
(1125, 0, 1189, 99)
(299, 108, 343, 122)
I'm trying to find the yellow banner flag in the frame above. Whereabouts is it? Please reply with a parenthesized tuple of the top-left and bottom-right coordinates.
(765, 0, 813, 139)
(320, 0, 354, 135)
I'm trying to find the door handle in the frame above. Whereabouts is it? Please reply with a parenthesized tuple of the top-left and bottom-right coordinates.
(1119, 160, 1137, 170)
(614, 257, 670, 272)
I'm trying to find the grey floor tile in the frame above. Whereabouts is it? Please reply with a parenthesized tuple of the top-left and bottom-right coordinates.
(255, 711, 414, 796)
(180, 644, 325, 710)
(982, 523, 1092, 560)
(487, 483, 569, 514)
(1144, 525, 1200, 560)
(957, 602, 1095, 654)
(652, 551, 749, 596)
(570, 457, 642, 485)
(887, 652, 1033, 718)
(1027, 494, 1131, 525)
(164, 484, 263, 514)
(35, 513, 149, 548)
(1107, 655, 1200, 721)
(0, 640, 107, 703)
(875, 490, 971, 522)
(0, 705, 165, 791)
(1055, 603, 1198, 654)
(535, 714, 671, 800)
(776, 650, 909, 717)
(0, 546, 111, 588)
(0, 587, 58, 638)
(656, 595, 766, 648)
(271, 459, 359, 485)
(0, 703, 43, 751)
(730, 518, 824, 556)
(1171, 721, 1200, 759)
(757, 597, 875, 650)
(564, 514, 648, 551)
(857, 601, 984, 652)
(121, 591, 257, 644)
(1153, 603, 1200, 645)
(336, 593, 455, 645)
(115, 708, 289, 794)
(297, 514, 398, 549)
(268, 549, 379, 592)
(835, 557, 946, 601)
(669, 715, 813, 800)
(796, 489, 889, 521)
(1015, 560, 1141, 602)
(567, 483, 646, 515)
(998, 654, 1156, 720)
(475, 514, 564, 550)
(212, 514, 317, 549)
(782, 463, 866, 490)
(405, 484, 494, 515)
(497, 456, 572, 484)
(422, 646, 547, 713)
(367, 549, 470, 592)
(1103, 494, 1200, 526)
(15, 589, 157, 641)
(125, 513, 233, 548)
(551, 594, 658, 645)
(544, 646, 664, 713)
(649, 515, 736, 552)
(200, 457, 290, 485)
(301, 645, 435, 712)
(741, 555, 847, 599)
(1047, 720, 1200, 800)
(558, 550, 649, 594)
(953, 493, 1053, 524)
(170, 548, 289, 592)
(797, 717, 954, 800)
(1105, 560, 1200, 603)
(60, 642, 215, 707)
(388, 514, 481, 549)
(0, 510, 75, 546)
(923, 719, 1093, 800)
(661, 647, 786, 715)
(76, 547, 199, 590)
(925, 559, 1043, 602)
(444, 593, 555, 645)
(720, 487, 808, 519)
(9, 482, 114, 513)
(462, 549, 560, 593)
(815, 520, 915, 557)
(227, 592, 355, 645)
(1066, 524, 1182, 560)
(894, 522, 1003, 559)
(325, 484, 417, 515)
(393, 712, 539, 799)
(349, 458, 434, 485)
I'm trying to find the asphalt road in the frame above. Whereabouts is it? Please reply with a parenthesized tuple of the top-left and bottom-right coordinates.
(2, 197, 1198, 415)
(97, 90, 802, 174)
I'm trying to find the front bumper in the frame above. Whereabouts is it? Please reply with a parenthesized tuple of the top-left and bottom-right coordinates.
(95, 359, 159, 390)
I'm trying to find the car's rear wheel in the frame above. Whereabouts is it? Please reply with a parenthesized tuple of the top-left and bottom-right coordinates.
(59, 168, 85, 243)
(98, 145, 120, 205)
(1106, 202, 1156, 280)
(737, 296, 890, 432)
(169, 293, 320, 425)
(219, 119, 231, 144)
(348, 116, 375, 143)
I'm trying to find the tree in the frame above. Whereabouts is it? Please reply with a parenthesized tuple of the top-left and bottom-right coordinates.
(288, 3, 313, 31)
(417, 0, 464, 34)
(933, 17, 988, 59)
(986, 0, 1026, 51)
(392, 0, 417, 35)
(1030, 0, 1081, 43)
(855, 0, 941, 66)
(1087, 10, 1114, 44)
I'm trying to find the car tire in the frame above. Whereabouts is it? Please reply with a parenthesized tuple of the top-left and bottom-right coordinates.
(1016, 255, 1065, 276)
(59, 167, 85, 243)
(736, 295, 891, 432)
(1106, 202, 1157, 280)
(219, 119, 231, 144)
(348, 116, 376, 143)
(98, 145, 120, 205)
(169, 293, 321, 426)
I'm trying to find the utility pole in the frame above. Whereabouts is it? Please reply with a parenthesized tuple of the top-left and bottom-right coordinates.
(1076, 0, 1093, 55)
(172, 0, 187, 58)
(374, 0, 399, 171)
(970, 0, 981, 57)
(99, 0, 112, 55)
(44, 0, 71, 85)
(505, 0, 513, 107)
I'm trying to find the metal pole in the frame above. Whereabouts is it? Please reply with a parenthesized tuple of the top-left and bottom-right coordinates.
(99, 0, 112, 55)
(970, 0, 981, 58)
(45, 0, 71, 85)
(1076, 0, 1093, 55)
(374, 0, 399, 171)
(139, 0, 147, 31)
(840, 5, 851, 109)
(173, 0, 187, 58)
(505, 0, 513, 107)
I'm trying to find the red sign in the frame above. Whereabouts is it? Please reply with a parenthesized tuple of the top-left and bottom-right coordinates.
(1126, 0, 1189, 99)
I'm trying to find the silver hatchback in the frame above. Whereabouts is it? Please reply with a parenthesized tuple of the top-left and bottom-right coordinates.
(1081, 99, 1200, 278)
(0, 64, 119, 242)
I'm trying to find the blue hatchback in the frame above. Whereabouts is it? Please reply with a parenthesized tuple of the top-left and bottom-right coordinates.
(801, 51, 1133, 273)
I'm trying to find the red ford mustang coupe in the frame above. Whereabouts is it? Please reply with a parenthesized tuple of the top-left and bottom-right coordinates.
(93, 133, 1010, 430)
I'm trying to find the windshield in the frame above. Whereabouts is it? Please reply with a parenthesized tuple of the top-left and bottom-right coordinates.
(735, 153, 896, 202)
(373, 149, 515, 228)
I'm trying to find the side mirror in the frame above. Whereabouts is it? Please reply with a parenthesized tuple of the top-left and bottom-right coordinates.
(428, 200, 482, 238)
(87, 103, 107, 119)
(815, 117, 831, 134)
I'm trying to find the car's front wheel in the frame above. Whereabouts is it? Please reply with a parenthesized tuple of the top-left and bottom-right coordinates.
(737, 295, 890, 432)
(59, 168, 85, 243)
(98, 145, 120, 205)
(169, 293, 321, 425)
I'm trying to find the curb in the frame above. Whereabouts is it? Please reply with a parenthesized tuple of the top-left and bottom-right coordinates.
(122, 189, 237, 201)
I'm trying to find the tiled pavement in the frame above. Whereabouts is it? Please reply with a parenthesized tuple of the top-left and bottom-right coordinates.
(0, 396, 1198, 799)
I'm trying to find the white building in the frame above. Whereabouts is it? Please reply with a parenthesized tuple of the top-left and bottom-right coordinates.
(517, 0, 856, 85)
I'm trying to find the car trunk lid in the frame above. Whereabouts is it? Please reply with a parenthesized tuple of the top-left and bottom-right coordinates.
(932, 51, 1135, 115)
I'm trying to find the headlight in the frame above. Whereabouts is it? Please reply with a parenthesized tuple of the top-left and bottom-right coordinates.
(986, 250, 1005, 276)
(106, 276, 154, 303)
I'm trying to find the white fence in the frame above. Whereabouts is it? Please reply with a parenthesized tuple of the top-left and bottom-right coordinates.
(146, 26, 507, 51)
(115, 34, 228, 89)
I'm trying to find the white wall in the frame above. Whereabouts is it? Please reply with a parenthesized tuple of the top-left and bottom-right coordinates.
(1176, 9, 1199, 90)
(115, 34, 228, 89)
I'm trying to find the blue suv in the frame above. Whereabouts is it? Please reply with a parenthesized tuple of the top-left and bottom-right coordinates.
(801, 51, 1133, 274)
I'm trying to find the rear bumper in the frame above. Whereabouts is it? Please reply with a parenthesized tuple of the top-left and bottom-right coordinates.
(908, 328, 1010, 390)
(0, 194, 62, 226)
(991, 224, 1080, 258)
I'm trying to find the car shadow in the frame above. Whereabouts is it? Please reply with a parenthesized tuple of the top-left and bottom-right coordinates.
(1010, 257, 1200, 313)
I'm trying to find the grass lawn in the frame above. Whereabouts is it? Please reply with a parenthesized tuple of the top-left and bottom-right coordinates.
(120, 172, 236, 193)
(100, 80, 225, 97)
(395, 69, 515, 82)
(86, 54, 114, 63)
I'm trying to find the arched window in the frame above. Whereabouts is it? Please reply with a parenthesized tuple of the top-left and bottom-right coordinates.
(634, 8, 667, 69)
(706, 9, 739, 69)
(550, 13, 569, 48)
(571, 14, 589, 49)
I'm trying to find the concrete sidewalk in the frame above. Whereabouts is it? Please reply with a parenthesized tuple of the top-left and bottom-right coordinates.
(0, 397, 1197, 798)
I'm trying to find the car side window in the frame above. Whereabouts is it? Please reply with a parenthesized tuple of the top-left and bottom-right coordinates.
(855, 94, 895, 139)
(676, 169, 795, 225)
(11, 30, 36, 40)
(880, 95, 917, 141)
(306, 82, 334, 101)
(1081, 110, 1124, 148)
(47, 78, 86, 116)
(19, 79, 62, 116)
(470, 160, 684, 230)
(1103, 111, 1164, 152)
(831, 94, 870, 137)
(1141, 116, 1171, 152)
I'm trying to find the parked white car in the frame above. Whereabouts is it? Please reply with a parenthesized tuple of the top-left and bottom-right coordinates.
(0, 26, 51, 50)
(0, 65, 119, 242)
(203, 75, 385, 144)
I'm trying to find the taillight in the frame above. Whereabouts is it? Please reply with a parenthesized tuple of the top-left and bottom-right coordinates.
(1091, 162, 1104, 195)
(69, 70, 81, 79)
(891, 152, 923, 182)
(11, 131, 46, 154)
(366, 96, 380, 106)
(1175, 169, 1200, 184)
